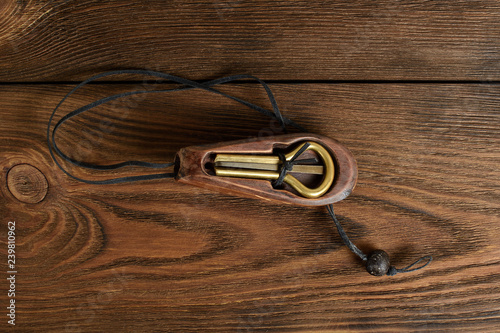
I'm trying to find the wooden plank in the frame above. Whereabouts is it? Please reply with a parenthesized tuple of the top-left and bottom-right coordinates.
(1, 83, 499, 331)
(1, 0, 500, 81)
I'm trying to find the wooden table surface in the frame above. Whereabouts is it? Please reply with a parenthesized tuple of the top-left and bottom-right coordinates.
(1, 1, 499, 332)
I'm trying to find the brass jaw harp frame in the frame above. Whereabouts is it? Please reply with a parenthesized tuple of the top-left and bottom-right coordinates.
(175, 133, 357, 206)
(213, 141, 335, 199)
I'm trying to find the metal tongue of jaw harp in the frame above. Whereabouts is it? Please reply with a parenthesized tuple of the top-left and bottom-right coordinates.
(175, 133, 357, 206)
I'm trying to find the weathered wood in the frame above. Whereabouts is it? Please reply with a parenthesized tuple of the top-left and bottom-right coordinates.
(1, 83, 499, 331)
(1, 0, 500, 81)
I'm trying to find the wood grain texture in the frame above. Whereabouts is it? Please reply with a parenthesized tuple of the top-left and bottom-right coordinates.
(1, 0, 500, 81)
(1, 83, 499, 331)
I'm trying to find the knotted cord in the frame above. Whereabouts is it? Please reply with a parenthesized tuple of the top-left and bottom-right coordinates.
(47, 70, 432, 276)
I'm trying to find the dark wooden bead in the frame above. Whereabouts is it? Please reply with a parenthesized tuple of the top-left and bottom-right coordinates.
(366, 250, 390, 276)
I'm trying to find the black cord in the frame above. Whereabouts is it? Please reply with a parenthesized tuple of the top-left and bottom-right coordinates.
(47, 70, 305, 184)
(327, 204, 432, 276)
(327, 204, 367, 261)
(47, 70, 432, 276)
(272, 142, 319, 188)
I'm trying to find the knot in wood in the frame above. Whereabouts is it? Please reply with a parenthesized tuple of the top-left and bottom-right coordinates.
(7, 164, 48, 204)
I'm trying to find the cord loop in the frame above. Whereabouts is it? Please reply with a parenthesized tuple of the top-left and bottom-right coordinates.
(272, 142, 318, 188)
(47, 70, 432, 276)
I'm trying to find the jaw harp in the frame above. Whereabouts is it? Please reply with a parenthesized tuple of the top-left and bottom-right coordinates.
(175, 133, 357, 206)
